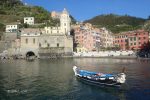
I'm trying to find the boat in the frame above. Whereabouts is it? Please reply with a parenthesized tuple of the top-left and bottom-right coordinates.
(26, 56, 35, 61)
(73, 66, 126, 87)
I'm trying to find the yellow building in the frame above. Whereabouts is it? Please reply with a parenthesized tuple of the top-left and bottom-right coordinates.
(76, 46, 88, 53)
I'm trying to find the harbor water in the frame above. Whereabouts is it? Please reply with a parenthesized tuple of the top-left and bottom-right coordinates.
(0, 58, 150, 100)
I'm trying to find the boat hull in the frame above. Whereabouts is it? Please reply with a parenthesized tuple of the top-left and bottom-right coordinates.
(73, 66, 125, 87)
(76, 75, 121, 87)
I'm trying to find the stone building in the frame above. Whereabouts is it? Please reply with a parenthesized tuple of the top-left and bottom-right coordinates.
(0, 23, 20, 54)
(20, 28, 41, 57)
(20, 9, 73, 58)
(40, 8, 73, 57)
(5, 23, 19, 41)
(38, 35, 73, 57)
(45, 8, 71, 35)
(5, 23, 18, 33)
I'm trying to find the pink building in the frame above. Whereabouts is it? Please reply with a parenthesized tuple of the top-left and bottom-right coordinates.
(114, 30, 149, 50)
(74, 24, 100, 51)
(74, 23, 115, 51)
(128, 30, 149, 50)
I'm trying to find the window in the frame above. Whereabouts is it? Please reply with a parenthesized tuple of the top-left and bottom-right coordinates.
(45, 40, 47, 43)
(64, 23, 66, 26)
(26, 38, 28, 44)
(134, 42, 136, 45)
(39, 43, 41, 47)
(134, 37, 136, 41)
(33, 38, 35, 44)
(130, 38, 132, 41)
(130, 43, 133, 46)
(47, 43, 50, 47)
(57, 43, 59, 47)
(138, 37, 141, 40)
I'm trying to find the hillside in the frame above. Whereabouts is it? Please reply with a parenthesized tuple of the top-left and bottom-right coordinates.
(0, 0, 76, 33)
(0, 0, 54, 23)
(84, 14, 147, 33)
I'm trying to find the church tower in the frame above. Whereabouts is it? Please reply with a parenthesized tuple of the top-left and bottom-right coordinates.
(60, 8, 71, 35)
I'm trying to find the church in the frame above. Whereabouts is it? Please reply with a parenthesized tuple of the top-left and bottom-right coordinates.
(20, 8, 73, 58)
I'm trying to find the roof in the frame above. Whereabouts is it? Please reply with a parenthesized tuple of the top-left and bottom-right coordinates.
(62, 8, 69, 14)
(21, 28, 42, 34)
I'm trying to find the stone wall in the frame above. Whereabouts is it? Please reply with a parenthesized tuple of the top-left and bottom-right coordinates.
(4, 32, 17, 41)
(0, 41, 5, 53)
(38, 35, 73, 58)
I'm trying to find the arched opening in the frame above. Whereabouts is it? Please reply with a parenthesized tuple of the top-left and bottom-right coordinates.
(26, 51, 35, 58)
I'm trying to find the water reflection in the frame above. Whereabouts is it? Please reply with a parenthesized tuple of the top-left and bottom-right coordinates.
(0, 58, 150, 100)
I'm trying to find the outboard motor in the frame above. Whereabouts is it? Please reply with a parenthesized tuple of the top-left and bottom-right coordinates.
(116, 73, 126, 83)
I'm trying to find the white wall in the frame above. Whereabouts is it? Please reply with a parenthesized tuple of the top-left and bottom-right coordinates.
(24, 17, 34, 25)
(6, 25, 18, 32)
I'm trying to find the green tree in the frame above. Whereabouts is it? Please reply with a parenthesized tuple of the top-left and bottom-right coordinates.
(85, 14, 146, 33)
(143, 20, 150, 32)
(0, 23, 5, 33)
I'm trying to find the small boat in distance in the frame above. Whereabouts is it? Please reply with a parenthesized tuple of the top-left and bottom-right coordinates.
(26, 56, 35, 61)
(73, 66, 126, 87)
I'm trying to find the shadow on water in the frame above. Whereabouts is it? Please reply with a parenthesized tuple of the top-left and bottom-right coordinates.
(0, 69, 10, 100)
(75, 77, 127, 100)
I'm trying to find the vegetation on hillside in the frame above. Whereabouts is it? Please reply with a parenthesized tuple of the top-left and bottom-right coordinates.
(0, 0, 76, 30)
(0, 23, 5, 36)
(70, 15, 76, 24)
(143, 20, 150, 32)
(85, 14, 146, 33)
(0, 0, 51, 23)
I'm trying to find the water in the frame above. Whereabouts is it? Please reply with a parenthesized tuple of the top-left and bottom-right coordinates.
(0, 58, 150, 100)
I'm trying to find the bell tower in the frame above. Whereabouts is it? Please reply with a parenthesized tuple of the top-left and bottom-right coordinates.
(60, 8, 71, 35)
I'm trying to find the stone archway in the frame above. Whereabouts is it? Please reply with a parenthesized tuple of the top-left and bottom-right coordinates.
(26, 51, 35, 58)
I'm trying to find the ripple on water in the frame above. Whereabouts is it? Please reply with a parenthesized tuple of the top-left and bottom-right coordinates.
(0, 58, 150, 100)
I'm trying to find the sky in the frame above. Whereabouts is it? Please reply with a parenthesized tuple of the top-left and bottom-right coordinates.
(23, 0, 150, 21)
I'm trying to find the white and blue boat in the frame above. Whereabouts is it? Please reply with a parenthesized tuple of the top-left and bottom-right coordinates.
(73, 66, 126, 87)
